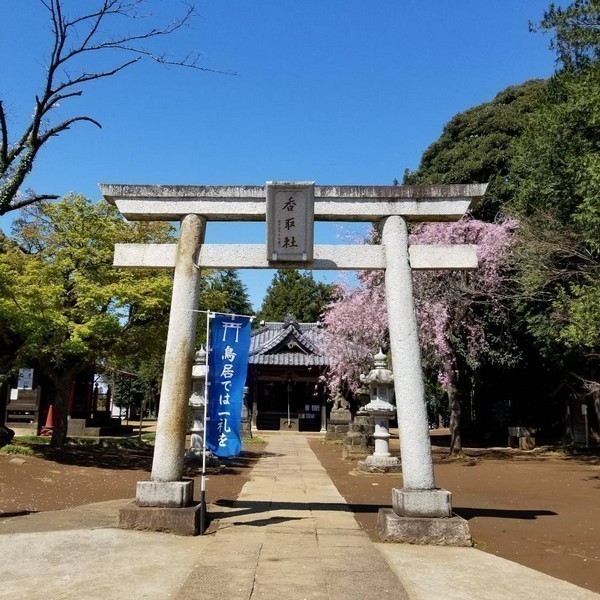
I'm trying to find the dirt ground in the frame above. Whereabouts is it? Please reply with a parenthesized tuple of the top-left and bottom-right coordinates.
(1, 433, 599, 594)
(0, 440, 263, 517)
(308, 435, 600, 594)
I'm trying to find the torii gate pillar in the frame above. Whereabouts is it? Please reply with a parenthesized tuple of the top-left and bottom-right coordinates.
(383, 216, 436, 490)
(120, 215, 206, 534)
(380, 216, 470, 544)
(136, 215, 205, 506)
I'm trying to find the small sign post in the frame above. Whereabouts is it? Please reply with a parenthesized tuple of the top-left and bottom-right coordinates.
(266, 181, 315, 262)
(582, 404, 589, 447)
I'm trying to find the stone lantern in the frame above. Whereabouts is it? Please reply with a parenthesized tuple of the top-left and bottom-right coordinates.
(357, 350, 401, 473)
(185, 347, 215, 463)
(342, 383, 375, 459)
(355, 384, 371, 413)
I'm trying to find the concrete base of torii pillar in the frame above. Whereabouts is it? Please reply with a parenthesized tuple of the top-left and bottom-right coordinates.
(377, 492, 471, 546)
(378, 215, 471, 546)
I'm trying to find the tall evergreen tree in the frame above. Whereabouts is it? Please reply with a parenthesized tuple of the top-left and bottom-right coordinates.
(510, 1, 600, 413)
(401, 0, 600, 442)
(403, 79, 547, 221)
(257, 270, 334, 323)
(210, 270, 254, 316)
(532, 0, 600, 71)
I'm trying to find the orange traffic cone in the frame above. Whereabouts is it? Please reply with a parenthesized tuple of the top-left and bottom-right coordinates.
(40, 405, 54, 437)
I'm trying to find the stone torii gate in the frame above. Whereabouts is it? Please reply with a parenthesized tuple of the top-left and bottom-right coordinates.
(102, 181, 486, 543)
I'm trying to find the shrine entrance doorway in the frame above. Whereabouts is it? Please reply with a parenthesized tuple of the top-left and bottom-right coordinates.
(253, 378, 326, 432)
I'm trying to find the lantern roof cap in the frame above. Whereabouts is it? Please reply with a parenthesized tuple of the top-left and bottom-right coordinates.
(374, 349, 387, 368)
(360, 350, 394, 386)
(194, 346, 207, 364)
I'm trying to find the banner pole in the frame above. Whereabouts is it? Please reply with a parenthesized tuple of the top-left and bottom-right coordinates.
(200, 312, 212, 535)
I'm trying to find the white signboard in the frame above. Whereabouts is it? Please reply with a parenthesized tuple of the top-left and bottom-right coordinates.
(266, 182, 314, 261)
(17, 368, 34, 389)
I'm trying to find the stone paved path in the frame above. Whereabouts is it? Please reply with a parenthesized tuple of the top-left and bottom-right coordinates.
(176, 434, 410, 600)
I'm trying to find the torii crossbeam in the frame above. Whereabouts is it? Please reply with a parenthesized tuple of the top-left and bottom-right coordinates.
(103, 181, 486, 543)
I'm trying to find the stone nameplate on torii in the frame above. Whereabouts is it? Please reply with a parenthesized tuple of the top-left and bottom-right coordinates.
(266, 181, 314, 262)
(102, 180, 486, 544)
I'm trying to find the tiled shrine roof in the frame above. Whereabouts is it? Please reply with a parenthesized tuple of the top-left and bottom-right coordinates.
(249, 315, 329, 367)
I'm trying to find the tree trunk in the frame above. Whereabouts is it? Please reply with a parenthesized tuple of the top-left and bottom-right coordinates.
(590, 366, 600, 445)
(50, 371, 77, 448)
(443, 354, 464, 458)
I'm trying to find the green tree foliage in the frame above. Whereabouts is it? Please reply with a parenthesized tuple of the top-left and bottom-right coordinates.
(511, 65, 600, 360)
(107, 267, 233, 420)
(257, 270, 334, 323)
(0, 195, 174, 446)
(401, 0, 600, 440)
(109, 370, 157, 420)
(399, 84, 544, 438)
(403, 80, 547, 220)
(511, 0, 600, 441)
(532, 0, 600, 71)
(210, 270, 254, 316)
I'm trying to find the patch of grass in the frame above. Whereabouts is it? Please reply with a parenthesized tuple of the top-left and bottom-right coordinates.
(114, 437, 151, 449)
(140, 432, 156, 443)
(65, 436, 153, 450)
(321, 438, 345, 445)
(472, 539, 488, 550)
(243, 436, 267, 444)
(66, 437, 98, 446)
(544, 444, 600, 457)
(0, 444, 34, 456)
(11, 435, 51, 445)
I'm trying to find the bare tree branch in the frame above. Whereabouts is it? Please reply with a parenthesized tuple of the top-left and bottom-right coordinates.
(0, 101, 8, 168)
(0, 0, 229, 216)
(49, 57, 141, 96)
(39, 116, 102, 144)
(45, 90, 83, 112)
(9, 193, 60, 212)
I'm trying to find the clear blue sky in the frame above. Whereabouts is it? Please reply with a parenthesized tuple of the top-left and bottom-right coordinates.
(0, 0, 563, 310)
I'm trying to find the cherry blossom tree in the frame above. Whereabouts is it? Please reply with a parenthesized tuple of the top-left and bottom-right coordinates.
(321, 217, 517, 456)
(411, 218, 517, 455)
(321, 269, 388, 394)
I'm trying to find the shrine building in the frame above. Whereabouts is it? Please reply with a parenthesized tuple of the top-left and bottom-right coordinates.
(247, 315, 329, 432)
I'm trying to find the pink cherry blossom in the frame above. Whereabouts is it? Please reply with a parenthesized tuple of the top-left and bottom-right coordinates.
(322, 217, 517, 394)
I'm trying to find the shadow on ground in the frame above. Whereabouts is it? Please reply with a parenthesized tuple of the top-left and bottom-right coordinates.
(211, 498, 558, 527)
(30, 443, 155, 471)
(29, 445, 274, 473)
(211, 498, 355, 523)
(0, 510, 39, 519)
(454, 507, 558, 520)
(186, 451, 282, 476)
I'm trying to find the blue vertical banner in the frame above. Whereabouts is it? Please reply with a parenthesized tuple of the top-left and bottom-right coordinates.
(206, 315, 252, 457)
